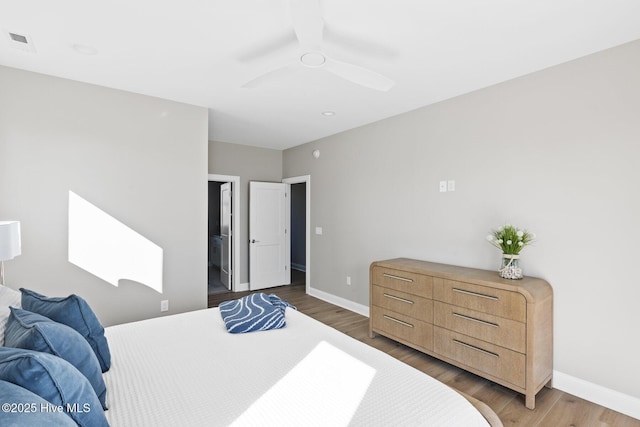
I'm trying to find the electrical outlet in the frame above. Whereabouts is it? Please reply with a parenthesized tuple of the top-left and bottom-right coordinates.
(447, 180, 455, 191)
(439, 181, 447, 192)
(346, 276, 351, 286)
(160, 300, 169, 312)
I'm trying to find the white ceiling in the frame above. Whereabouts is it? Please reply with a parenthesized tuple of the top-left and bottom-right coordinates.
(2, 1, 640, 150)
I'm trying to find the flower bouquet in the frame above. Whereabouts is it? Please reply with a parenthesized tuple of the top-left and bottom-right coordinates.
(486, 224, 535, 279)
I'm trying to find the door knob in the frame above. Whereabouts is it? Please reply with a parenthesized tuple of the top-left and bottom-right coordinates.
(250, 239, 260, 243)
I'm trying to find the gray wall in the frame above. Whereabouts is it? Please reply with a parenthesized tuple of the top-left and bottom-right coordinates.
(283, 40, 640, 400)
(0, 65, 208, 327)
(208, 140, 282, 284)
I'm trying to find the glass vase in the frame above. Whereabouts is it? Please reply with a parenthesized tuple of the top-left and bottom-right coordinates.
(499, 254, 522, 279)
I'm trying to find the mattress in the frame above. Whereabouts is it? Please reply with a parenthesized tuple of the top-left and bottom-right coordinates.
(103, 307, 490, 426)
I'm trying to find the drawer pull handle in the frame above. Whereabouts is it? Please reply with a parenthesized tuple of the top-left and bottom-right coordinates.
(383, 273, 414, 283)
(383, 315, 414, 328)
(453, 288, 499, 301)
(453, 339, 499, 358)
(383, 293, 414, 304)
(453, 313, 499, 328)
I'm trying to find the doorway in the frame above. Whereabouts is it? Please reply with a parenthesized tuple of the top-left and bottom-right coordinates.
(208, 174, 240, 294)
(207, 181, 226, 293)
(283, 175, 310, 293)
(290, 182, 306, 287)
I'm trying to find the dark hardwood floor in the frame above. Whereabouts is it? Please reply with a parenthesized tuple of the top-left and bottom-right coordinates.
(208, 284, 640, 427)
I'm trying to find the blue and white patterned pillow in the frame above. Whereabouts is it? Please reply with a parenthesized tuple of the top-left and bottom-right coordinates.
(219, 293, 295, 334)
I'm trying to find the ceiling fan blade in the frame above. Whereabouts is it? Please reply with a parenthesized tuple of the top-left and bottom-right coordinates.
(290, 0, 324, 49)
(236, 31, 297, 63)
(324, 58, 395, 91)
(242, 62, 297, 89)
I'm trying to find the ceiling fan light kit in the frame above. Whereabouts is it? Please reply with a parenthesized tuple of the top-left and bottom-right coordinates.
(300, 51, 326, 67)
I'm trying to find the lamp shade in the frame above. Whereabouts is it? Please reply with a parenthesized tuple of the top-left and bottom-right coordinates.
(0, 221, 21, 261)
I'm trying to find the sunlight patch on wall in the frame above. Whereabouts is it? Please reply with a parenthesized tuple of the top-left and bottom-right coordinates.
(231, 341, 376, 426)
(68, 191, 163, 293)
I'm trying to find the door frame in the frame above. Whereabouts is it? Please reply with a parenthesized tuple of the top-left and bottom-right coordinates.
(282, 175, 311, 294)
(208, 174, 240, 292)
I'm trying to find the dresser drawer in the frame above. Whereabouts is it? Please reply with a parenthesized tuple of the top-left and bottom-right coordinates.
(371, 266, 432, 298)
(372, 285, 433, 323)
(371, 307, 433, 351)
(433, 302, 525, 353)
(434, 327, 525, 388)
(434, 279, 526, 322)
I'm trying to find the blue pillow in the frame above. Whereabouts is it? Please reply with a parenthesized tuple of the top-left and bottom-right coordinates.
(20, 288, 111, 372)
(5, 307, 107, 410)
(0, 379, 77, 426)
(0, 348, 108, 427)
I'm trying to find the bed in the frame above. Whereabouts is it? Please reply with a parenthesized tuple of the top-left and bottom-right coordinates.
(102, 306, 502, 426)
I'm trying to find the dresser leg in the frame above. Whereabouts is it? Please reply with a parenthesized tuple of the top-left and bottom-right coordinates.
(525, 394, 535, 410)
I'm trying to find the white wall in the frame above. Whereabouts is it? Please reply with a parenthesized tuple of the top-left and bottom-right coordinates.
(0, 65, 208, 327)
(283, 40, 640, 406)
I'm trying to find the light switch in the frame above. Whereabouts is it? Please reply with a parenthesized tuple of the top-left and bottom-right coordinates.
(315, 227, 323, 235)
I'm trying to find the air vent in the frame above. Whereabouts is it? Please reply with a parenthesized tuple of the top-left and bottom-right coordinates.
(4, 30, 36, 52)
(9, 32, 28, 43)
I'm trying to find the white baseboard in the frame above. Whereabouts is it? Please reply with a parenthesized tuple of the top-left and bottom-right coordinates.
(291, 263, 306, 272)
(553, 370, 640, 420)
(307, 286, 369, 317)
(235, 282, 249, 292)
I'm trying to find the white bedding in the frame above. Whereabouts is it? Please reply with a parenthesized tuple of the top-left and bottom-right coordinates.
(103, 308, 490, 426)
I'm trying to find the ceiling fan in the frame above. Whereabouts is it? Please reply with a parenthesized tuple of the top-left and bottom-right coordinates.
(242, 0, 395, 91)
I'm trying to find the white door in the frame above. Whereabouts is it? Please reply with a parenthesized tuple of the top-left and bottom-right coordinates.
(249, 181, 290, 290)
(220, 182, 232, 290)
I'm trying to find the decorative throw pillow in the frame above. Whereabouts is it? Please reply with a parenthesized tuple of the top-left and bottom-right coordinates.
(5, 307, 107, 410)
(0, 348, 109, 427)
(0, 284, 22, 346)
(0, 379, 77, 426)
(20, 288, 111, 372)
(219, 293, 296, 333)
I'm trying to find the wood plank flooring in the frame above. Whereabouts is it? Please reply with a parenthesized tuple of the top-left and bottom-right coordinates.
(208, 284, 640, 427)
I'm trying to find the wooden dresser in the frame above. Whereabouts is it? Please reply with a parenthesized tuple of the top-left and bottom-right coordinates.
(369, 258, 553, 409)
